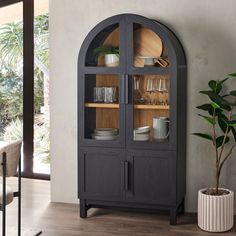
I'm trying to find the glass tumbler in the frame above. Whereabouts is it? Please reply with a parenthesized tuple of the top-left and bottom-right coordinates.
(104, 87, 118, 103)
(93, 87, 104, 102)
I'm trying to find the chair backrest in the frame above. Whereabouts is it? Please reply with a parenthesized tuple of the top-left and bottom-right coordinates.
(0, 140, 22, 177)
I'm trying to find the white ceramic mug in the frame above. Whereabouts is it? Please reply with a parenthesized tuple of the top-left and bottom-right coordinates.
(153, 117, 169, 140)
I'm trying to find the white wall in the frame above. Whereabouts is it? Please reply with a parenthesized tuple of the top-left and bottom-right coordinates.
(50, 0, 236, 212)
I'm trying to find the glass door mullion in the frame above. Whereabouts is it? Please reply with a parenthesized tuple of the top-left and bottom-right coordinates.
(125, 16, 133, 73)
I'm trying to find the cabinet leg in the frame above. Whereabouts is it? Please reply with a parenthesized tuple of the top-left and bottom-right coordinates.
(179, 198, 185, 214)
(170, 208, 177, 225)
(80, 199, 87, 218)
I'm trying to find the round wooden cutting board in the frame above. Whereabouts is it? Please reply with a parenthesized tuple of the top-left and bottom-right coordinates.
(134, 27, 163, 57)
(134, 27, 163, 67)
(104, 28, 119, 46)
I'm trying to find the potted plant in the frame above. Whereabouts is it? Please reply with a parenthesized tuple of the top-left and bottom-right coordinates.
(193, 73, 236, 232)
(94, 44, 119, 67)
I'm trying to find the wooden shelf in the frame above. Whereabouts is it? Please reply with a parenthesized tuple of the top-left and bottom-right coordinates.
(85, 103, 169, 110)
(130, 66, 171, 75)
(82, 66, 120, 74)
(85, 103, 119, 108)
(134, 104, 169, 110)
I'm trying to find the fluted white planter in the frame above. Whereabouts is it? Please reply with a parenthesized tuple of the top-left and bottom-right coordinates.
(198, 188, 234, 232)
(105, 54, 119, 67)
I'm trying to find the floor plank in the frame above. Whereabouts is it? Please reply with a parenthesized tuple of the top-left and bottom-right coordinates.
(1, 178, 235, 235)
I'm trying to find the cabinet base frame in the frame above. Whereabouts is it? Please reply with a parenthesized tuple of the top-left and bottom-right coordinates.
(79, 198, 185, 225)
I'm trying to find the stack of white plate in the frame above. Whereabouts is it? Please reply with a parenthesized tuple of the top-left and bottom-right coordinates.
(133, 126, 150, 141)
(92, 128, 119, 141)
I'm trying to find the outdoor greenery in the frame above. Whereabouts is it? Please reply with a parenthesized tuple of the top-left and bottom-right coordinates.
(2, 117, 22, 141)
(193, 73, 236, 195)
(2, 118, 50, 164)
(0, 73, 22, 131)
(0, 14, 50, 163)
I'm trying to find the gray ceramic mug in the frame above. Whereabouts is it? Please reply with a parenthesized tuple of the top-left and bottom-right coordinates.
(153, 117, 169, 140)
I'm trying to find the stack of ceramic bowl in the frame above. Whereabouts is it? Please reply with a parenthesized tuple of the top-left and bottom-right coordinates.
(92, 128, 119, 141)
(133, 126, 150, 141)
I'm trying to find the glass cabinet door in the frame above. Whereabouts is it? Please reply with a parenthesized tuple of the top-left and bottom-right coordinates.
(82, 73, 125, 147)
(79, 19, 126, 147)
(125, 21, 175, 149)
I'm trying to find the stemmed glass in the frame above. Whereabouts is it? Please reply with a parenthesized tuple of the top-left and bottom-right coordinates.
(133, 76, 144, 104)
(146, 77, 155, 104)
(156, 77, 169, 105)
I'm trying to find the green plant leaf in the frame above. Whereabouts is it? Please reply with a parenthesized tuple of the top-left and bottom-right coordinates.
(196, 104, 211, 110)
(196, 104, 216, 115)
(230, 90, 236, 96)
(208, 80, 223, 93)
(211, 102, 221, 109)
(208, 80, 217, 90)
(228, 73, 236, 77)
(196, 104, 212, 111)
(215, 84, 223, 94)
(218, 112, 228, 121)
(230, 127, 236, 141)
(218, 78, 229, 85)
(199, 90, 231, 111)
(226, 120, 236, 127)
(215, 136, 230, 148)
(222, 94, 230, 98)
(217, 113, 228, 133)
(198, 114, 216, 125)
(192, 133, 213, 141)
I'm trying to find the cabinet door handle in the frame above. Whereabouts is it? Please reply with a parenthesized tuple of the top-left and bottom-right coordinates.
(121, 74, 129, 104)
(125, 75, 129, 104)
(124, 161, 129, 191)
(121, 74, 126, 104)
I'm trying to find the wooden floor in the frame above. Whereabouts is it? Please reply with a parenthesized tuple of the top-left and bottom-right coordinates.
(1, 178, 236, 236)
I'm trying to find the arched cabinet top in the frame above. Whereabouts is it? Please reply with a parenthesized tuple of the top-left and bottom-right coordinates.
(78, 13, 186, 70)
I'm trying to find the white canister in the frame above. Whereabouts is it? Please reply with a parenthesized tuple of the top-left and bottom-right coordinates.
(144, 57, 156, 66)
(153, 117, 169, 140)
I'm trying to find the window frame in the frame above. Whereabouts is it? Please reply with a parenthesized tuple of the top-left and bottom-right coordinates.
(0, 0, 50, 180)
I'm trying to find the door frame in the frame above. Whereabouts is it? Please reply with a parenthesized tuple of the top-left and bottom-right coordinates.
(0, 0, 49, 180)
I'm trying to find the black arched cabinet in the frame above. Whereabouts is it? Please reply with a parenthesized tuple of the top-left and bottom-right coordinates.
(78, 14, 186, 225)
